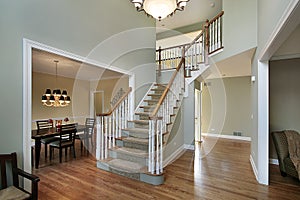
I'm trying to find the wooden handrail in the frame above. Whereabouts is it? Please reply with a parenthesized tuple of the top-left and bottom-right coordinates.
(207, 11, 224, 25)
(150, 59, 184, 119)
(184, 31, 203, 51)
(97, 87, 132, 117)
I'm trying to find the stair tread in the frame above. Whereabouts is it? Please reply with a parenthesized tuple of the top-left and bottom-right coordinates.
(113, 147, 148, 157)
(140, 105, 156, 108)
(123, 137, 148, 144)
(128, 120, 149, 124)
(135, 112, 151, 115)
(144, 99, 159, 102)
(123, 127, 148, 133)
(108, 158, 145, 173)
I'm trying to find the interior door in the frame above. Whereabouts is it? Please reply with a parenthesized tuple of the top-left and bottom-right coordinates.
(91, 91, 104, 117)
(195, 88, 202, 142)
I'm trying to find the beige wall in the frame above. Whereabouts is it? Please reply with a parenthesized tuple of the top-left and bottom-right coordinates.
(32, 72, 90, 128)
(202, 76, 252, 137)
(269, 58, 300, 159)
(93, 76, 129, 113)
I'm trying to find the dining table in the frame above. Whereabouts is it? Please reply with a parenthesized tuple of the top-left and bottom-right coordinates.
(31, 124, 86, 169)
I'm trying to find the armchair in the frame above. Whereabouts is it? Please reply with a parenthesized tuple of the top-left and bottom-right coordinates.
(271, 131, 298, 178)
(0, 152, 40, 200)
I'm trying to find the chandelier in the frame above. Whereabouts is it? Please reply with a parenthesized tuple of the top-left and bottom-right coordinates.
(41, 60, 71, 107)
(131, 0, 189, 21)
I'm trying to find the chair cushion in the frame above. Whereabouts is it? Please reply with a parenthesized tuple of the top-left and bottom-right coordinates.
(0, 186, 30, 200)
(50, 140, 73, 147)
(41, 137, 60, 144)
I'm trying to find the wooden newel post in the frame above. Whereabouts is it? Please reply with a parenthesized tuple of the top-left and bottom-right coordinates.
(158, 46, 162, 76)
(204, 19, 209, 65)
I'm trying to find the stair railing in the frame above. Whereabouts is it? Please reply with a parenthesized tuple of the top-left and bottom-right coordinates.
(148, 58, 185, 174)
(205, 11, 224, 55)
(156, 11, 224, 73)
(96, 87, 132, 160)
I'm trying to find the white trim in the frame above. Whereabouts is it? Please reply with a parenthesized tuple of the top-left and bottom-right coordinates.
(134, 82, 156, 112)
(163, 145, 185, 167)
(270, 53, 300, 61)
(202, 132, 251, 141)
(184, 144, 195, 150)
(250, 155, 259, 182)
(24, 39, 133, 76)
(23, 41, 32, 172)
(269, 159, 279, 165)
(257, 61, 269, 185)
(23, 38, 133, 175)
(259, 0, 300, 61)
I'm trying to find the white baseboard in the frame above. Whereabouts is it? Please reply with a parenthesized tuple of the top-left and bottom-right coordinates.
(163, 145, 185, 167)
(250, 154, 259, 182)
(202, 133, 251, 141)
(184, 144, 195, 150)
(269, 158, 279, 165)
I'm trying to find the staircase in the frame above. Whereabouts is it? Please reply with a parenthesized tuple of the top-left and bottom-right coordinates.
(95, 11, 224, 185)
(96, 83, 184, 185)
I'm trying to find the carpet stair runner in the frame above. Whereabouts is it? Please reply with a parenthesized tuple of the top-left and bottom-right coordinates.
(97, 84, 182, 185)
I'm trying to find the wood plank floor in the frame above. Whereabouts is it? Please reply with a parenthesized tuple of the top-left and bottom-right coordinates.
(33, 138, 300, 199)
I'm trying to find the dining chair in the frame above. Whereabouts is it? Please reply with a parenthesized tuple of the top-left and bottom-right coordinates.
(36, 120, 59, 159)
(75, 118, 95, 152)
(49, 123, 78, 163)
(0, 152, 40, 200)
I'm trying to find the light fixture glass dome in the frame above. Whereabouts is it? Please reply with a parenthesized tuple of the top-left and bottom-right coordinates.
(143, 0, 177, 20)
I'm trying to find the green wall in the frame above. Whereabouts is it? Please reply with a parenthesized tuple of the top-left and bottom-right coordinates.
(202, 76, 252, 137)
(0, 0, 155, 165)
(213, 0, 257, 63)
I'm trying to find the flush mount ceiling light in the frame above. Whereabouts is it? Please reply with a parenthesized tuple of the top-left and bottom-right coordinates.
(41, 60, 71, 107)
(131, 0, 189, 21)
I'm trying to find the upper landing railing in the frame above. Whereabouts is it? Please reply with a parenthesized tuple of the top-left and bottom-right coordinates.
(156, 11, 224, 72)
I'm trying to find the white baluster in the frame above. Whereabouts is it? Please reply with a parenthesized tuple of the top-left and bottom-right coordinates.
(101, 116, 104, 159)
(112, 111, 115, 147)
(105, 117, 108, 159)
(108, 116, 111, 149)
(159, 119, 163, 173)
(156, 119, 160, 174)
(96, 116, 101, 160)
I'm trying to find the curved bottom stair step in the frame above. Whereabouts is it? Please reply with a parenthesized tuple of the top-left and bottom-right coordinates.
(108, 158, 145, 173)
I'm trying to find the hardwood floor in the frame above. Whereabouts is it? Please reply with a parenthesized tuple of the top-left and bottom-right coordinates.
(33, 138, 300, 200)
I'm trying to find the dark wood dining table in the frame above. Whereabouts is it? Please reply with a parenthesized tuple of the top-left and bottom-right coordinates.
(31, 124, 86, 169)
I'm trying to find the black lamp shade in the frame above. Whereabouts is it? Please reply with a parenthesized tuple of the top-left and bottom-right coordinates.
(49, 95, 55, 102)
(54, 89, 61, 96)
(45, 88, 52, 96)
(62, 90, 67, 97)
(65, 96, 71, 103)
(41, 95, 47, 102)
(59, 95, 65, 103)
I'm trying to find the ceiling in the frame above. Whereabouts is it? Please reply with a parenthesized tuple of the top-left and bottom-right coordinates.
(199, 48, 256, 80)
(32, 48, 124, 81)
(156, 0, 222, 32)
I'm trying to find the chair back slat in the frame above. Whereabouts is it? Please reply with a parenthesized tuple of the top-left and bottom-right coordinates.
(36, 120, 53, 130)
(0, 152, 18, 189)
(60, 123, 77, 144)
(1, 159, 8, 188)
(85, 118, 95, 135)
